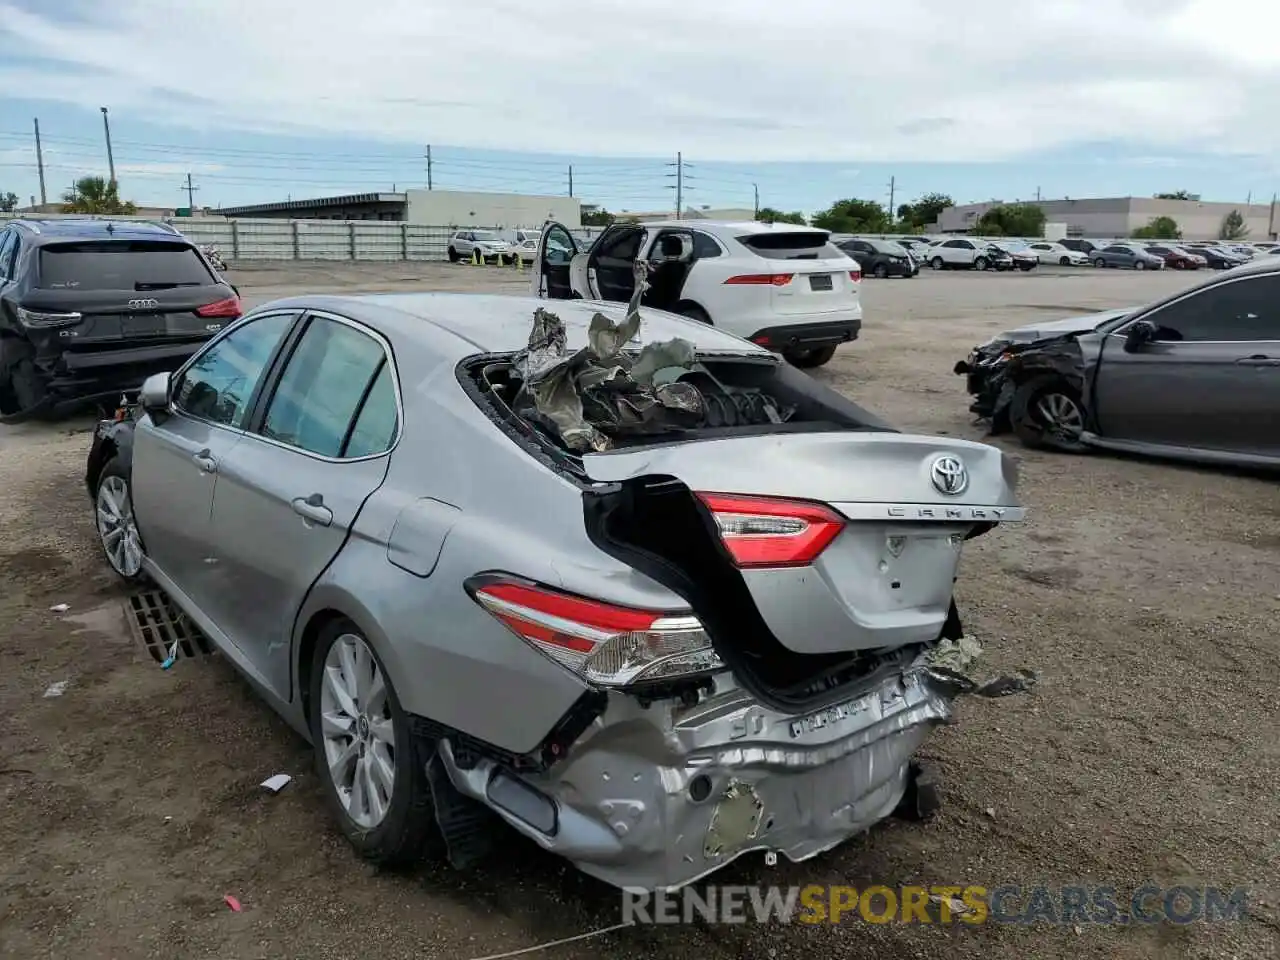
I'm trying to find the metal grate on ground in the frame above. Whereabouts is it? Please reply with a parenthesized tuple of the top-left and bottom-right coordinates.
(126, 590, 215, 664)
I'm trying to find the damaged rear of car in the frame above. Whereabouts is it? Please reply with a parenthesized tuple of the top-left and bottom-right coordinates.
(443, 263, 1033, 888)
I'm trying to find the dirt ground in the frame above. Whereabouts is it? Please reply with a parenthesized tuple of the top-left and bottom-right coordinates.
(2, 263, 1277, 960)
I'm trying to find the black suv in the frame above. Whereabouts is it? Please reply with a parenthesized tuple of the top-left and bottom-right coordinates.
(0, 219, 239, 422)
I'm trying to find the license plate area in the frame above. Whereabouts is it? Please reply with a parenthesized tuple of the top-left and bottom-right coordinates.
(808, 273, 833, 291)
(789, 694, 873, 738)
(123, 313, 172, 336)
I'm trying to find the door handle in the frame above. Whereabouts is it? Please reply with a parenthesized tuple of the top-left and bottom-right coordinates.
(1234, 356, 1280, 366)
(192, 449, 217, 473)
(291, 493, 333, 527)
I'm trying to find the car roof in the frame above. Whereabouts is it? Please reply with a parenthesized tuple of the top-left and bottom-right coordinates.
(638, 220, 827, 236)
(8, 218, 186, 244)
(257, 293, 773, 363)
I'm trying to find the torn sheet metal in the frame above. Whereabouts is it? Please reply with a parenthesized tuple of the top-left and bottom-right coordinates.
(704, 779, 764, 859)
(925, 635, 1039, 699)
(510, 262, 704, 452)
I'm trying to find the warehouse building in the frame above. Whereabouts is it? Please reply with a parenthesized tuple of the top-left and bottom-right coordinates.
(934, 196, 1278, 240)
(219, 190, 581, 228)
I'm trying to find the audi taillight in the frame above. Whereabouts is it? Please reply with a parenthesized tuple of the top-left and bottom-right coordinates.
(723, 274, 794, 286)
(696, 492, 845, 568)
(471, 579, 722, 686)
(195, 297, 242, 318)
(15, 306, 82, 329)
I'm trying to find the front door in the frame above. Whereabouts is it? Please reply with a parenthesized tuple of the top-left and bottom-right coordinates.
(1092, 272, 1280, 456)
(530, 221, 580, 300)
(201, 312, 398, 699)
(131, 311, 297, 603)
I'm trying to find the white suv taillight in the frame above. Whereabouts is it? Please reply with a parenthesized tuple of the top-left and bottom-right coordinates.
(471, 579, 723, 687)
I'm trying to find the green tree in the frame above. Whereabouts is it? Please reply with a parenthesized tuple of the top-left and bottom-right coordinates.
(0, 191, 17, 213)
(755, 207, 807, 225)
(581, 207, 615, 227)
(810, 198, 889, 233)
(897, 192, 953, 229)
(1131, 216, 1181, 240)
(1219, 209, 1249, 240)
(1154, 190, 1194, 200)
(60, 176, 137, 215)
(973, 203, 1046, 237)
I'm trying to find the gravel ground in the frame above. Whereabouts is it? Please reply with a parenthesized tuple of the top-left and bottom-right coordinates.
(1, 263, 1277, 960)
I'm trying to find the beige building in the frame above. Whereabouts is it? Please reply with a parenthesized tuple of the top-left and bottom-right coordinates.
(221, 190, 581, 228)
(935, 196, 1278, 240)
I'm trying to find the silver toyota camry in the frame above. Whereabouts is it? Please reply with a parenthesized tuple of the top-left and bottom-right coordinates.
(85, 277, 1026, 891)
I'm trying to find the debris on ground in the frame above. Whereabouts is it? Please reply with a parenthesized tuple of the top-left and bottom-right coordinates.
(49, 603, 70, 613)
(260, 773, 292, 793)
(223, 895, 242, 913)
(42, 680, 69, 698)
(926, 635, 1039, 699)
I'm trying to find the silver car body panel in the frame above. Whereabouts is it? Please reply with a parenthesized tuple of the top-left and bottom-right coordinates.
(122, 292, 1026, 887)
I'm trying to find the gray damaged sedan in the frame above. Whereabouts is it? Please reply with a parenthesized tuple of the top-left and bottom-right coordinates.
(85, 277, 1030, 890)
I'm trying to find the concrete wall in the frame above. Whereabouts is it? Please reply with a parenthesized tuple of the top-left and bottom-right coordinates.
(404, 190, 581, 228)
(1126, 199, 1274, 241)
(935, 197, 1279, 240)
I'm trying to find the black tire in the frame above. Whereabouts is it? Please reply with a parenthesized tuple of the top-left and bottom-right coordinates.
(309, 619, 438, 867)
(1134, 260, 1146, 271)
(930, 256, 944, 270)
(1009, 375, 1089, 453)
(1019, 263, 1035, 271)
(894, 761, 942, 822)
(974, 256, 989, 271)
(785, 344, 838, 368)
(1059, 256, 1070, 266)
(873, 262, 888, 279)
(1092, 258, 1105, 268)
(94, 456, 148, 583)
(447, 247, 460, 263)
(675, 304, 712, 324)
(1173, 260, 1184, 270)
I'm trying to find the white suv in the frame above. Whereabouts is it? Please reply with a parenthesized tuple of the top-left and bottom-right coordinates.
(448, 230, 513, 264)
(529, 219, 862, 367)
(927, 237, 1005, 270)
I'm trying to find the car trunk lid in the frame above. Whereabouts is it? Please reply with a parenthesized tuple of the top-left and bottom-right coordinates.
(582, 431, 1022, 658)
(733, 230, 860, 316)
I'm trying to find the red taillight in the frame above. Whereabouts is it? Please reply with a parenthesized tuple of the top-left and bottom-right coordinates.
(751, 334, 772, 346)
(696, 492, 845, 568)
(472, 579, 722, 686)
(723, 274, 794, 286)
(848, 268, 862, 282)
(195, 297, 242, 319)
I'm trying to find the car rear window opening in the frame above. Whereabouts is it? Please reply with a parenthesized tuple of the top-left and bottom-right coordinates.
(737, 232, 832, 260)
(37, 241, 215, 290)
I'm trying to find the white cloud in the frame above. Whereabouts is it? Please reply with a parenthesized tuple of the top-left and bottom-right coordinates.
(1, 0, 1278, 162)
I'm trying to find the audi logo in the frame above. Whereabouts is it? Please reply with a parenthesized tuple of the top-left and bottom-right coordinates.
(127, 298, 159, 310)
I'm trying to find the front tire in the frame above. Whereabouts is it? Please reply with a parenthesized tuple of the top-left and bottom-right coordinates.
(447, 247, 460, 263)
(310, 620, 437, 866)
(930, 256, 945, 270)
(974, 256, 989, 271)
(1009, 376, 1088, 453)
(1134, 260, 1146, 271)
(785, 344, 838, 368)
(95, 457, 146, 581)
(1059, 256, 1070, 266)
(1092, 258, 1105, 268)
(873, 263, 889, 279)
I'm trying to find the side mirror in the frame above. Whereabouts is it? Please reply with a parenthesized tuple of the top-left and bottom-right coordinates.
(1123, 319, 1157, 353)
(139, 371, 172, 413)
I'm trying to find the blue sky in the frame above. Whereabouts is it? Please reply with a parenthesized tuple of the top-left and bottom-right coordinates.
(2, 1, 1277, 216)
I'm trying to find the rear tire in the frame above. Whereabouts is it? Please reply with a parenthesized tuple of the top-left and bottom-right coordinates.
(785, 344, 838, 368)
(675, 304, 712, 324)
(1134, 260, 1146, 270)
(309, 620, 438, 867)
(0, 336, 47, 415)
(1009, 376, 1088, 453)
(447, 247, 460, 263)
(873, 263, 889, 279)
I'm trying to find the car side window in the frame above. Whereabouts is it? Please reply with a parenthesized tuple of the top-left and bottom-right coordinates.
(596, 228, 643, 261)
(260, 316, 389, 458)
(1145, 275, 1280, 343)
(343, 362, 399, 457)
(0, 230, 15, 280)
(942, 240, 961, 249)
(691, 232, 721, 258)
(173, 312, 294, 428)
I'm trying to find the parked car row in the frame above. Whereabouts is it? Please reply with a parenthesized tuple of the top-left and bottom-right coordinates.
(833, 237, 919, 278)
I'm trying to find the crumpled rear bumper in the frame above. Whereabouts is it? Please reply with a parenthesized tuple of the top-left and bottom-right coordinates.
(440, 654, 952, 890)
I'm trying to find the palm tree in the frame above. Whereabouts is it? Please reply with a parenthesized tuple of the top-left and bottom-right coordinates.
(61, 176, 137, 215)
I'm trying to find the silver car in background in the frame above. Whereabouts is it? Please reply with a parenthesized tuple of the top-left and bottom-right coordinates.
(85, 284, 1026, 890)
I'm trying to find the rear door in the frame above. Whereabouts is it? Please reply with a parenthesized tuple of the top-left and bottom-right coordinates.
(200, 311, 398, 698)
(581, 431, 1022, 656)
(587, 224, 647, 302)
(132, 311, 299, 603)
(1092, 272, 1280, 455)
(31, 240, 238, 344)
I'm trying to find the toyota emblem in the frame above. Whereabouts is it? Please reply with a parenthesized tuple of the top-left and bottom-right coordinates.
(930, 456, 968, 495)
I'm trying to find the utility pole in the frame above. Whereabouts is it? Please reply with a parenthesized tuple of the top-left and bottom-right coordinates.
(1269, 192, 1276, 240)
(568, 165, 574, 197)
(33, 118, 47, 205)
(425, 145, 433, 190)
(181, 172, 199, 211)
(667, 152, 690, 219)
(100, 106, 116, 186)
(887, 176, 895, 219)
(753, 182, 759, 216)
(1035, 185, 1042, 202)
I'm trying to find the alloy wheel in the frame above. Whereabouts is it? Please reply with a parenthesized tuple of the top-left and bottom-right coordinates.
(1035, 391, 1084, 440)
(320, 633, 396, 829)
(96, 476, 143, 578)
